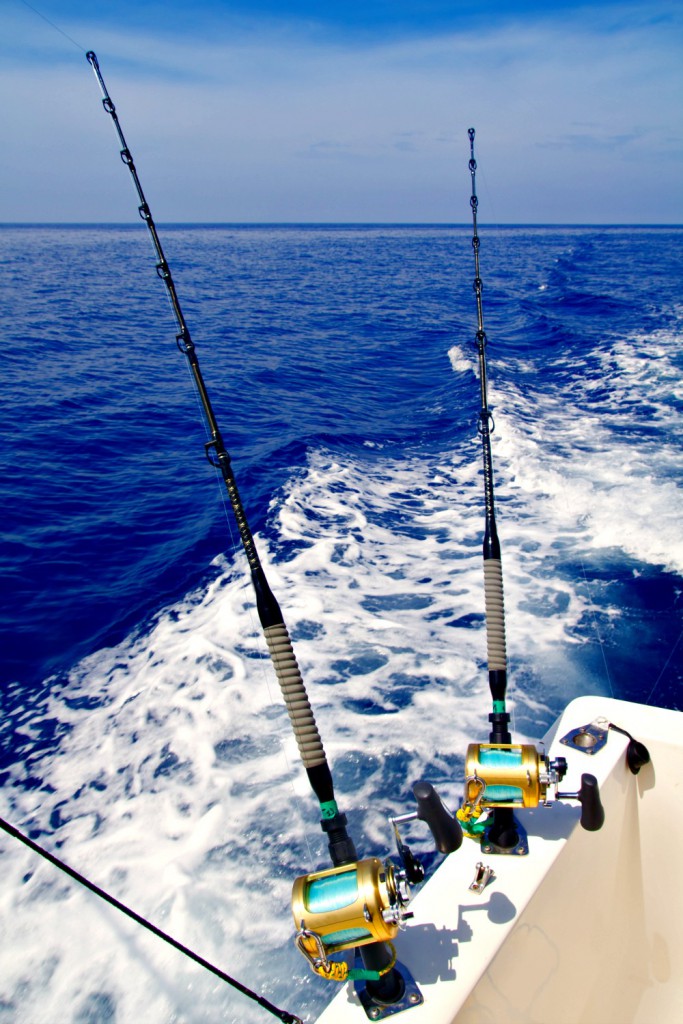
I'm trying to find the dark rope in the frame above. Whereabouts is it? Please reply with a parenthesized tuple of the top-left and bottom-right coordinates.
(0, 815, 302, 1024)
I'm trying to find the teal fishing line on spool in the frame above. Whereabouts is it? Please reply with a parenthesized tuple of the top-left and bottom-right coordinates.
(324, 928, 373, 947)
(305, 870, 358, 914)
(484, 786, 524, 803)
(479, 747, 524, 803)
(479, 749, 522, 768)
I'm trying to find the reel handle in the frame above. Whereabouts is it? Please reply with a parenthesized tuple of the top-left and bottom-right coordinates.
(413, 781, 463, 854)
(577, 773, 605, 832)
(559, 773, 605, 831)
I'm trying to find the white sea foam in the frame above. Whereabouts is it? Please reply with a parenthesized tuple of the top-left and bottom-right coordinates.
(447, 344, 477, 376)
(490, 329, 683, 576)
(0, 438, 604, 1024)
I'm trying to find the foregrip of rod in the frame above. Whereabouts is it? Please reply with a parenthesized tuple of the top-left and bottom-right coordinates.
(263, 623, 328, 773)
(483, 558, 507, 673)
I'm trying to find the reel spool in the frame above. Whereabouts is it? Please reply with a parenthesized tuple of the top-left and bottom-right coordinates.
(461, 742, 605, 837)
(464, 743, 566, 810)
(292, 857, 409, 967)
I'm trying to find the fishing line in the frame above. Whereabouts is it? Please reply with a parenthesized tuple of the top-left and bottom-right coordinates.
(578, 556, 616, 700)
(0, 815, 302, 1024)
(644, 626, 682, 708)
(19, 0, 87, 54)
(468, 138, 500, 229)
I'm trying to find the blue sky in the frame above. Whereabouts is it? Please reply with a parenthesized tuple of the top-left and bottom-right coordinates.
(2, 1, 682, 222)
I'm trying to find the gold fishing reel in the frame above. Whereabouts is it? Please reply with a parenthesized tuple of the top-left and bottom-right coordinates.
(463, 742, 567, 810)
(458, 741, 606, 850)
(292, 857, 410, 979)
(291, 783, 461, 981)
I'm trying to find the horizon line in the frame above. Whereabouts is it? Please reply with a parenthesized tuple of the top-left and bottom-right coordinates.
(2, 221, 682, 229)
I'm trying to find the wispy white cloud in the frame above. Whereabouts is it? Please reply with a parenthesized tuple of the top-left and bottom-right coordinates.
(538, 128, 649, 152)
(1, 3, 681, 221)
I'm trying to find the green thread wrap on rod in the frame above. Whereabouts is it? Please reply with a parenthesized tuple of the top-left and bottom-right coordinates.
(348, 968, 382, 982)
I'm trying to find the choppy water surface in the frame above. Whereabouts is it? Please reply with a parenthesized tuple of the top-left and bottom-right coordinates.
(0, 224, 681, 1023)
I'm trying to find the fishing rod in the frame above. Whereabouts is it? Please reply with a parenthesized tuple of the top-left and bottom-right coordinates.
(455, 129, 605, 853)
(85, 51, 461, 1017)
(466, 126, 518, 851)
(85, 48, 343, 850)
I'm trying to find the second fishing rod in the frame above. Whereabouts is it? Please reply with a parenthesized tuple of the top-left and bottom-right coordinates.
(86, 51, 462, 1016)
(455, 129, 605, 854)
(467, 126, 517, 851)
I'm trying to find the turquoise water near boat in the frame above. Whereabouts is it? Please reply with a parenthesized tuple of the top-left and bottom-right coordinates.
(0, 224, 681, 1022)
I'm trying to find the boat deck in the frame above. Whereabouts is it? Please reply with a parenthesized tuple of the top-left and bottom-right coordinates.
(317, 696, 683, 1024)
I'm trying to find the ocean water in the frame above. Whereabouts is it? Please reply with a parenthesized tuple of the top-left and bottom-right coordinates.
(0, 223, 681, 1024)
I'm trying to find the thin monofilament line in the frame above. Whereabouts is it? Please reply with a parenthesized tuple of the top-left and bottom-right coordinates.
(20, 0, 87, 53)
(644, 626, 682, 707)
(578, 556, 615, 700)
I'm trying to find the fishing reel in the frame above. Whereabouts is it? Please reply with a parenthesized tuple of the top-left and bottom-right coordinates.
(292, 782, 462, 982)
(292, 857, 410, 981)
(459, 742, 605, 850)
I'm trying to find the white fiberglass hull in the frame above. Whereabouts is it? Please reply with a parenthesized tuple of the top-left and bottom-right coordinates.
(317, 696, 682, 1024)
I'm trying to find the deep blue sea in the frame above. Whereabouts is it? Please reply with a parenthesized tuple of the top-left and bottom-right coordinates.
(0, 223, 681, 1023)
